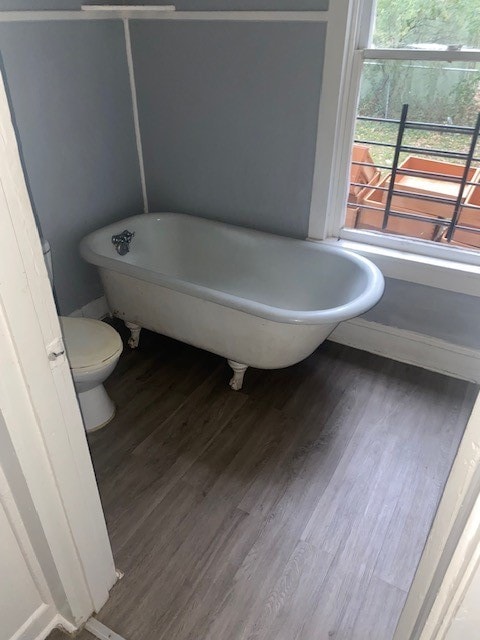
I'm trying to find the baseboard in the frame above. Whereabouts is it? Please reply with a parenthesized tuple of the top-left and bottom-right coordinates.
(69, 296, 109, 320)
(329, 318, 480, 383)
(68, 299, 480, 383)
(35, 613, 76, 640)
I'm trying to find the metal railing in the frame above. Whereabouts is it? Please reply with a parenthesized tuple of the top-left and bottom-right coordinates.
(347, 105, 480, 245)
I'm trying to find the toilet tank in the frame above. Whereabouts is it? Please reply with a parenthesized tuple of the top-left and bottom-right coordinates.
(41, 239, 54, 285)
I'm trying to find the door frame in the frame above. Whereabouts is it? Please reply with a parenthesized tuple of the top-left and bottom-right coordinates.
(0, 68, 116, 634)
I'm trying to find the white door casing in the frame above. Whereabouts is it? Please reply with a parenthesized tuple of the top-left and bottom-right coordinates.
(0, 419, 58, 640)
(0, 66, 116, 640)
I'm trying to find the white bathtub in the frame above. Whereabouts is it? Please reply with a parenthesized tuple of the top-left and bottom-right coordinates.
(80, 213, 384, 389)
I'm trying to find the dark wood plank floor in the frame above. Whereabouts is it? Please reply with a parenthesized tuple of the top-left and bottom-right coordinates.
(51, 325, 477, 640)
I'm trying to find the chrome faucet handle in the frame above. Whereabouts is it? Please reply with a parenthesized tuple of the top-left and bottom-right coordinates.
(112, 229, 135, 255)
(112, 229, 134, 244)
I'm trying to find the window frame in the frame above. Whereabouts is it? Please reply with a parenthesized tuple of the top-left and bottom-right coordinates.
(308, 0, 480, 292)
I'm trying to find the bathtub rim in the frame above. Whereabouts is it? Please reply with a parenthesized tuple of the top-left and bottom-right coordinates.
(80, 212, 385, 326)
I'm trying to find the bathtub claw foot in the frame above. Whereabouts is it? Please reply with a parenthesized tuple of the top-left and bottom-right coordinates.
(125, 322, 141, 349)
(228, 360, 248, 391)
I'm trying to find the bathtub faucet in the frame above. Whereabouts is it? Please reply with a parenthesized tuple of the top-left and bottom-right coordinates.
(112, 229, 134, 256)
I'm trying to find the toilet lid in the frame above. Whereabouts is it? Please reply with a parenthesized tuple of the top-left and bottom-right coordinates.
(59, 317, 123, 370)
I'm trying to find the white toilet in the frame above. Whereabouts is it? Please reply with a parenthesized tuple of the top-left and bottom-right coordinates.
(42, 241, 123, 432)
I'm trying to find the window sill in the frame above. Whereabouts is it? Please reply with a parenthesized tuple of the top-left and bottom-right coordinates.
(314, 235, 480, 298)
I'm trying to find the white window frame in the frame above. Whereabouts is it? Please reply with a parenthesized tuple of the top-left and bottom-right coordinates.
(308, 0, 480, 296)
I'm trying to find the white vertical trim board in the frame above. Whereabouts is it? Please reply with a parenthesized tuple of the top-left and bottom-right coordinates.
(329, 318, 480, 384)
(0, 458, 59, 640)
(308, 0, 359, 240)
(124, 18, 148, 214)
(0, 66, 116, 631)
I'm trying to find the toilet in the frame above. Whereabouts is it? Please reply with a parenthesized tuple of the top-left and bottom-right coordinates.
(42, 241, 123, 432)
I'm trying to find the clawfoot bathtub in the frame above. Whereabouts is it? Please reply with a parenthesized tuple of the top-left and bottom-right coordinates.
(80, 213, 384, 390)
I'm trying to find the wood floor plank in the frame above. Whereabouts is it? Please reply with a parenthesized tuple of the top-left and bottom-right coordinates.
(301, 364, 447, 551)
(112, 479, 205, 577)
(101, 366, 248, 554)
(48, 630, 95, 640)
(201, 369, 385, 639)
(101, 402, 300, 639)
(373, 378, 478, 591)
(237, 541, 333, 640)
(90, 341, 223, 479)
(179, 398, 287, 496)
(107, 505, 251, 640)
(347, 576, 407, 640)
(156, 508, 268, 640)
(238, 347, 370, 518)
(46, 331, 476, 640)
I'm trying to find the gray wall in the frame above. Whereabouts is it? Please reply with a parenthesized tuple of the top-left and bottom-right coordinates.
(363, 278, 480, 351)
(124, 1, 329, 8)
(0, 1, 107, 8)
(0, 20, 143, 314)
(131, 20, 326, 238)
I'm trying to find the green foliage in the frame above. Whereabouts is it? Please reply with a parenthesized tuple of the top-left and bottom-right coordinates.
(359, 0, 480, 124)
(355, 121, 478, 168)
(374, 0, 480, 49)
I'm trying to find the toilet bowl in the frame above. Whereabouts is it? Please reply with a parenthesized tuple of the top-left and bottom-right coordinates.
(42, 240, 123, 432)
(60, 316, 123, 432)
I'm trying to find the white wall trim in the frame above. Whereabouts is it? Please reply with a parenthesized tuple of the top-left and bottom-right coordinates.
(339, 227, 480, 268)
(0, 10, 329, 22)
(69, 295, 110, 319)
(329, 318, 480, 383)
(38, 615, 76, 640)
(123, 18, 148, 214)
(308, 0, 359, 240)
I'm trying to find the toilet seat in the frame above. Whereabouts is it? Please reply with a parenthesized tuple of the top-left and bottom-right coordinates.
(59, 317, 123, 371)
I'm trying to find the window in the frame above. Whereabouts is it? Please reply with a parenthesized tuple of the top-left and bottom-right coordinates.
(340, 0, 480, 261)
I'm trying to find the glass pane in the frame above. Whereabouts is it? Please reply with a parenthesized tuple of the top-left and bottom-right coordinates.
(373, 0, 480, 50)
(359, 59, 480, 134)
(345, 60, 480, 250)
